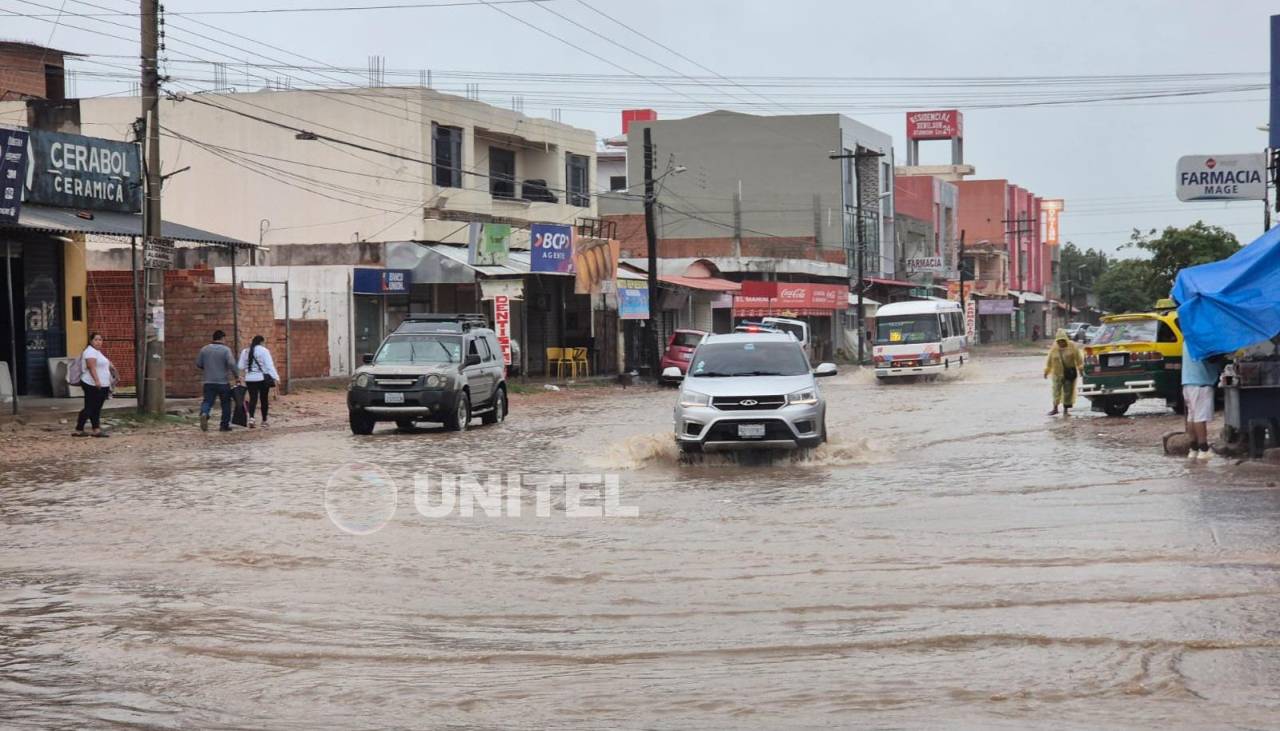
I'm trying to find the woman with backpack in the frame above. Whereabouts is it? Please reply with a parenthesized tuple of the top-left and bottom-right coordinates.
(73, 332, 113, 438)
(238, 334, 280, 428)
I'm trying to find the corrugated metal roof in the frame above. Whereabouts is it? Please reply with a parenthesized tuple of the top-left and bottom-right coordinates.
(3, 204, 251, 247)
(425, 243, 574, 278)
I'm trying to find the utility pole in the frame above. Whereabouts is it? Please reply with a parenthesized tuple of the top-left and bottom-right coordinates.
(141, 0, 165, 414)
(829, 149, 884, 365)
(643, 126, 660, 379)
(957, 229, 967, 334)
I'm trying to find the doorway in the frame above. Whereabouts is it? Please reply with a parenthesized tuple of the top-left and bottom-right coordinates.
(0, 245, 24, 395)
(353, 295, 381, 362)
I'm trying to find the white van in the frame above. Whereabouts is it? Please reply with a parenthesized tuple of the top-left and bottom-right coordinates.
(871, 300, 968, 380)
(761, 317, 810, 356)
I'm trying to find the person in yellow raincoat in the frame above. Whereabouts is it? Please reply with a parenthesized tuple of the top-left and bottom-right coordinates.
(1044, 329, 1084, 416)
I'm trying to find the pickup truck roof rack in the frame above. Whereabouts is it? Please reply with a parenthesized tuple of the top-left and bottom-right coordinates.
(396, 313, 490, 333)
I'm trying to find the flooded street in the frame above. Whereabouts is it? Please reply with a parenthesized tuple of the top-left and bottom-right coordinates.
(3, 354, 1279, 729)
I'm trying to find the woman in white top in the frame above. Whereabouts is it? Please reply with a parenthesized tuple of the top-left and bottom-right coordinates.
(74, 332, 113, 438)
(238, 334, 281, 428)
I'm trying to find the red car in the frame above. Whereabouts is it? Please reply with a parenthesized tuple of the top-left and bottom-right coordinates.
(660, 329, 707, 382)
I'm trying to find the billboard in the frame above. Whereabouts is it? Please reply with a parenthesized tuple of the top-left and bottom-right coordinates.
(1040, 199, 1065, 245)
(977, 299, 1014, 315)
(530, 223, 575, 274)
(1176, 154, 1266, 202)
(904, 256, 945, 275)
(468, 222, 512, 266)
(24, 129, 143, 213)
(617, 278, 650, 319)
(906, 110, 962, 141)
(573, 236, 620, 295)
(0, 128, 29, 225)
(733, 283, 848, 311)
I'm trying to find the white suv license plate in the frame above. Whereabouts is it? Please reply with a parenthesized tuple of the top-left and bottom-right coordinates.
(384, 392, 405, 404)
(738, 424, 766, 438)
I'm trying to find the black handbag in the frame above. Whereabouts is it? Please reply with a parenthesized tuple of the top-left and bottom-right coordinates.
(263, 373, 277, 389)
(1059, 350, 1077, 381)
(249, 344, 276, 388)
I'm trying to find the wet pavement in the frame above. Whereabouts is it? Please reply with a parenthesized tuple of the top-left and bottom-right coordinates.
(2, 355, 1279, 729)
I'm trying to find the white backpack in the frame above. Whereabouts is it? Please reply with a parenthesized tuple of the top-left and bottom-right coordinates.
(66, 355, 84, 385)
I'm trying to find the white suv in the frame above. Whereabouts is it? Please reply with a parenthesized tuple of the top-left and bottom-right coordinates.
(664, 332, 837, 453)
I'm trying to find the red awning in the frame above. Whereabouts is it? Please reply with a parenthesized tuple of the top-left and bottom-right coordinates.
(660, 275, 742, 292)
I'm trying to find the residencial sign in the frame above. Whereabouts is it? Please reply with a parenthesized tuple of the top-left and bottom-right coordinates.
(618, 278, 649, 320)
(1041, 199, 1065, 245)
(906, 110, 962, 141)
(468, 222, 511, 266)
(1176, 154, 1266, 202)
(905, 256, 945, 275)
(353, 268, 411, 295)
(530, 222, 575, 274)
(493, 295, 512, 367)
(24, 129, 142, 213)
(0, 128, 29, 225)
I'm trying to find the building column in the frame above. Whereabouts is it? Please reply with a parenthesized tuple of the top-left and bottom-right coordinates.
(63, 234, 87, 354)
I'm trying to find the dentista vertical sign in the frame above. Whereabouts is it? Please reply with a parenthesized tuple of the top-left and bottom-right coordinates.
(25, 130, 143, 213)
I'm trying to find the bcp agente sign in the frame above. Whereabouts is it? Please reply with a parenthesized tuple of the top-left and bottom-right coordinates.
(1176, 154, 1266, 202)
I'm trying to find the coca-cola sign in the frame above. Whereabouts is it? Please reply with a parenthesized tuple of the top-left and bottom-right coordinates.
(733, 283, 847, 310)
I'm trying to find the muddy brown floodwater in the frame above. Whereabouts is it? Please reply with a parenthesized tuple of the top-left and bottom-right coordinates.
(2, 355, 1279, 729)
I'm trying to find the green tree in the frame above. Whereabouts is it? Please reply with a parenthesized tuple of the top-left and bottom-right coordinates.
(1095, 258, 1156, 313)
(1059, 241, 1109, 290)
(1125, 222, 1240, 300)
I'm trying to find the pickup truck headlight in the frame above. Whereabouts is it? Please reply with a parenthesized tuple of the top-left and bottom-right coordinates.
(353, 373, 373, 389)
(425, 374, 445, 388)
(679, 390, 711, 408)
(787, 388, 818, 405)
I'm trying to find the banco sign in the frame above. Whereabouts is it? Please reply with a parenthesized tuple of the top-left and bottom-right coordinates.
(1176, 154, 1266, 202)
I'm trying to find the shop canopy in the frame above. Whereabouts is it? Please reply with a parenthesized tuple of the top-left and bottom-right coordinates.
(4, 203, 252, 247)
(1171, 225, 1280, 361)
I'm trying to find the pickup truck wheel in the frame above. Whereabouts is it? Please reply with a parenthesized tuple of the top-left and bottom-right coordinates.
(445, 393, 470, 432)
(349, 412, 375, 435)
(482, 387, 506, 425)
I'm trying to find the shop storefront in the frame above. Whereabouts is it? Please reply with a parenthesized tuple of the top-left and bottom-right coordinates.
(351, 267, 413, 361)
(733, 282, 849, 361)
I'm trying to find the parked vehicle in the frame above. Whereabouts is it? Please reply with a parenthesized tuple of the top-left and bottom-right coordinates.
(871, 300, 968, 381)
(734, 321, 779, 334)
(761, 316, 810, 356)
(660, 329, 707, 382)
(1080, 302, 1184, 417)
(347, 314, 508, 434)
(1066, 322, 1091, 342)
(663, 332, 837, 453)
(1083, 325, 1101, 343)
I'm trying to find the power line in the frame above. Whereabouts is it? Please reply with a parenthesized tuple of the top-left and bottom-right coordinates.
(20, 0, 550, 16)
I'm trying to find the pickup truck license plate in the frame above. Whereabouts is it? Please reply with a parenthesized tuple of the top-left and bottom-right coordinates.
(738, 423, 766, 438)
(384, 392, 405, 404)
(1106, 355, 1125, 368)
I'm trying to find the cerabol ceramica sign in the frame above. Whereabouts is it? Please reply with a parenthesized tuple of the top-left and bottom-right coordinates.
(1176, 154, 1266, 202)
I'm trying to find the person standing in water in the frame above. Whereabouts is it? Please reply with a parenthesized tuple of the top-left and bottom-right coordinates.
(1044, 329, 1084, 417)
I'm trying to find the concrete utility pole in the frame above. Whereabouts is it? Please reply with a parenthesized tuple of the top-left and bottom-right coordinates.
(643, 126, 660, 379)
(829, 149, 884, 366)
(141, 0, 165, 414)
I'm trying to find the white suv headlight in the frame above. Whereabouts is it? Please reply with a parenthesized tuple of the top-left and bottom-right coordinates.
(787, 387, 818, 405)
(679, 390, 711, 407)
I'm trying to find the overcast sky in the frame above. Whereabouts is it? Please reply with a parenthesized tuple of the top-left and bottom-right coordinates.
(5, 0, 1278, 256)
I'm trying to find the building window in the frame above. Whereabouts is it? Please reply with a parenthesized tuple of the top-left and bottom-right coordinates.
(432, 123, 462, 188)
(566, 153, 590, 207)
(882, 162, 891, 194)
(489, 147, 516, 199)
(609, 175, 627, 192)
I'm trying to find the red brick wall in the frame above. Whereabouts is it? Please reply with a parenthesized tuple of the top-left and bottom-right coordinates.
(0, 46, 60, 101)
(273, 319, 330, 379)
(85, 271, 140, 386)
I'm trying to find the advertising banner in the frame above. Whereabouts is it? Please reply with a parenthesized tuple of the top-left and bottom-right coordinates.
(573, 236, 620, 295)
(978, 299, 1014, 315)
(468, 222, 512, 266)
(618, 278, 650, 320)
(733, 283, 848, 311)
(1176, 154, 1266, 202)
(0, 128, 29, 225)
(906, 110, 962, 141)
(352, 268, 411, 294)
(530, 223, 575, 274)
(493, 295, 512, 367)
(905, 256, 946, 275)
(1041, 199, 1065, 245)
(24, 129, 143, 213)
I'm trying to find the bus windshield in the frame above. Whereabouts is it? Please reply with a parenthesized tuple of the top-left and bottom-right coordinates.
(875, 315, 939, 345)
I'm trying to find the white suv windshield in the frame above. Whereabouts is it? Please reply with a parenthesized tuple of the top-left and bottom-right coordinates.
(689, 342, 809, 377)
(375, 334, 462, 364)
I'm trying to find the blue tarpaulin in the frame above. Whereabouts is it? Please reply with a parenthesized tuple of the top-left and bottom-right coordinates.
(1172, 225, 1280, 361)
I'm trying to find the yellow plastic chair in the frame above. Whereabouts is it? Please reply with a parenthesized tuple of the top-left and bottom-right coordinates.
(571, 347, 589, 378)
(545, 347, 564, 378)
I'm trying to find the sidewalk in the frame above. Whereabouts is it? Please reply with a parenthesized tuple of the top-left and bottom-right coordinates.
(0, 395, 203, 425)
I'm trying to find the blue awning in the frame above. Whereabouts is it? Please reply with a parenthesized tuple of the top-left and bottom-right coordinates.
(1171, 225, 1280, 360)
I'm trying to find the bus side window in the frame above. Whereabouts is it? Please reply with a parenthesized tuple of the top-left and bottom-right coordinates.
(939, 314, 951, 339)
(953, 312, 964, 338)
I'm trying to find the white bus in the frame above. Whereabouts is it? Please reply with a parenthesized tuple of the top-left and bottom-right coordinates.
(871, 300, 969, 381)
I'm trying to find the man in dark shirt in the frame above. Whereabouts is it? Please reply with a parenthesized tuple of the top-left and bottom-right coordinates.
(196, 330, 239, 432)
